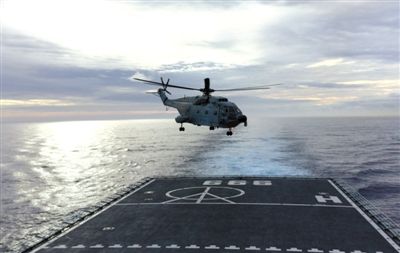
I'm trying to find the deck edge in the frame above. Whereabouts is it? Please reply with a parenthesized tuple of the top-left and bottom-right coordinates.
(331, 179, 400, 248)
(20, 177, 154, 253)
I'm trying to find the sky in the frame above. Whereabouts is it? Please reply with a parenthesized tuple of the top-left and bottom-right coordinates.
(1, 0, 399, 122)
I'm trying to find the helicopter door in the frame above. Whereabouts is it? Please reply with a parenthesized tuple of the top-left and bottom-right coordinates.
(218, 105, 228, 125)
(218, 105, 223, 125)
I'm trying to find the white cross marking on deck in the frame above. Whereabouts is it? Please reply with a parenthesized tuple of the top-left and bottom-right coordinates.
(166, 244, 181, 249)
(146, 244, 161, 248)
(127, 244, 142, 248)
(287, 247, 302, 252)
(186, 245, 200, 249)
(90, 244, 104, 248)
(53, 245, 67, 249)
(315, 195, 342, 204)
(225, 245, 240, 250)
(144, 191, 154, 194)
(308, 248, 323, 253)
(245, 246, 261, 250)
(71, 244, 85, 249)
(197, 187, 211, 203)
(266, 246, 282, 251)
(329, 249, 345, 253)
(108, 244, 123, 248)
(205, 245, 220, 249)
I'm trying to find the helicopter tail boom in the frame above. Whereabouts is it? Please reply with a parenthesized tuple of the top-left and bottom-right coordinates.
(157, 88, 179, 108)
(158, 88, 169, 104)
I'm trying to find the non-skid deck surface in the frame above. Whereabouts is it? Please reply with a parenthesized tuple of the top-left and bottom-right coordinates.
(31, 177, 399, 253)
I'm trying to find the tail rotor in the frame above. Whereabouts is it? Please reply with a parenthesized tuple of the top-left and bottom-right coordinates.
(160, 77, 171, 95)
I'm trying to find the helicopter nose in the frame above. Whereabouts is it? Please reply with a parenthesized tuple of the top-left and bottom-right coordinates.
(238, 115, 247, 123)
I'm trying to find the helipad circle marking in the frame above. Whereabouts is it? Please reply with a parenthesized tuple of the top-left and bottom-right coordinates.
(165, 186, 244, 200)
(163, 186, 245, 204)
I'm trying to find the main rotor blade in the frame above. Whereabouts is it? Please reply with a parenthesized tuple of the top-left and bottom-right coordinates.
(214, 83, 282, 92)
(134, 78, 200, 91)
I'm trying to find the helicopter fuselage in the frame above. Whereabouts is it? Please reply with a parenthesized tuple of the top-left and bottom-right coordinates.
(133, 76, 276, 135)
(157, 89, 247, 129)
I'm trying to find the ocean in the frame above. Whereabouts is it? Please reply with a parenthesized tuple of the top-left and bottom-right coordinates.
(1, 117, 399, 252)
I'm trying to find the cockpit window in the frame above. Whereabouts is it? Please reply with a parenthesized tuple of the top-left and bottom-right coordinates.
(218, 98, 228, 102)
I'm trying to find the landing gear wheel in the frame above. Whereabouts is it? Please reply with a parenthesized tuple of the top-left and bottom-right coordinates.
(226, 131, 233, 136)
(179, 127, 185, 131)
(244, 121, 247, 127)
(209, 126, 215, 130)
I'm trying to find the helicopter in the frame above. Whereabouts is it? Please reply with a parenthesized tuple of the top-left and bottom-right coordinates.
(134, 77, 280, 135)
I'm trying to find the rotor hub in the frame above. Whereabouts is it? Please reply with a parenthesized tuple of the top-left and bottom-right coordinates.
(200, 78, 215, 96)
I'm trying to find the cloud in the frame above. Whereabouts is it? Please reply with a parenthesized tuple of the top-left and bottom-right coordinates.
(297, 82, 363, 89)
(338, 79, 399, 87)
(306, 58, 355, 68)
(2, 108, 176, 123)
(157, 61, 235, 73)
(3, 31, 69, 56)
(2, 1, 399, 121)
(257, 2, 399, 64)
(130, 72, 150, 81)
(257, 93, 359, 106)
(2, 0, 289, 69)
(1, 99, 75, 107)
(338, 94, 400, 114)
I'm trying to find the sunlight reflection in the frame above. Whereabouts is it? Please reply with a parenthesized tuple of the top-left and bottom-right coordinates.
(35, 121, 109, 182)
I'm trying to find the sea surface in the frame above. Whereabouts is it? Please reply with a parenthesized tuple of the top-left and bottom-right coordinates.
(1, 117, 399, 252)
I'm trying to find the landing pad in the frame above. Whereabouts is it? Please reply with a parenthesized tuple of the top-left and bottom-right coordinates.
(29, 177, 399, 252)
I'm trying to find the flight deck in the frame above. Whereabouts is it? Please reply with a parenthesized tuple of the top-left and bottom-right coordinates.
(25, 177, 399, 253)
